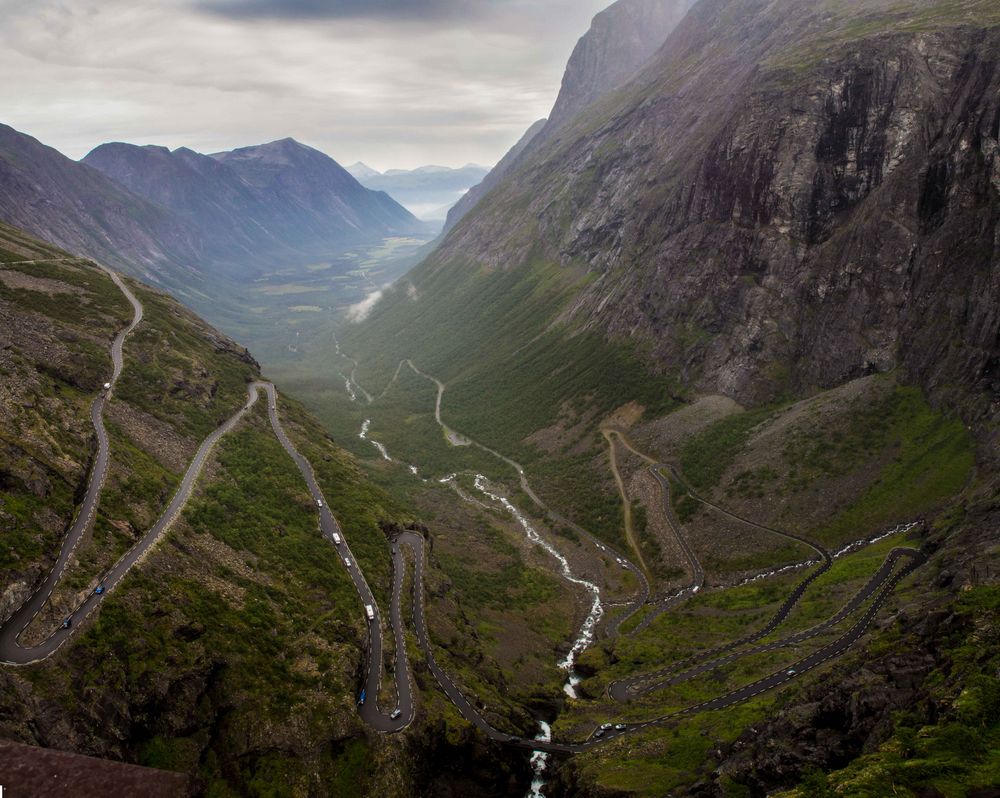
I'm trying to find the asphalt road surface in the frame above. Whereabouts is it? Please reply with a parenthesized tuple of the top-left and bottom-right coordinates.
(615, 546, 923, 699)
(626, 467, 708, 636)
(0, 267, 143, 665)
(258, 381, 411, 731)
(611, 462, 837, 677)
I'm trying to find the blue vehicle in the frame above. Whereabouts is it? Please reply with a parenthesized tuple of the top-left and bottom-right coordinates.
(95, 586, 104, 595)
(359, 689, 366, 706)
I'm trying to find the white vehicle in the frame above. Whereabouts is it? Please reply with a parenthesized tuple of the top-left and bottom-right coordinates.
(317, 499, 323, 508)
(344, 557, 352, 568)
(103, 382, 111, 391)
(390, 708, 402, 720)
(365, 604, 375, 621)
(786, 668, 797, 676)
(332, 533, 342, 545)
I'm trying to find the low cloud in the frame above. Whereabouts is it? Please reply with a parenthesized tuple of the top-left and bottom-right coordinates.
(346, 289, 384, 322)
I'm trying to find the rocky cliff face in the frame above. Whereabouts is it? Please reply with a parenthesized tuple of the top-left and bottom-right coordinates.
(547, 0, 696, 130)
(432, 0, 1000, 443)
(446, 0, 695, 233)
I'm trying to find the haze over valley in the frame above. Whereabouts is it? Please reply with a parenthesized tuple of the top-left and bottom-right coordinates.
(1, 1, 999, 797)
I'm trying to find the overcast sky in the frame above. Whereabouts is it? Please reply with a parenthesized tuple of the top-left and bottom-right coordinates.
(0, 0, 610, 170)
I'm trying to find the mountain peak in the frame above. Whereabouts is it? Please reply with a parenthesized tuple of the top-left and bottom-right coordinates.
(264, 136, 304, 150)
(210, 137, 320, 166)
(77, 127, 423, 258)
(549, 0, 696, 128)
(347, 161, 381, 180)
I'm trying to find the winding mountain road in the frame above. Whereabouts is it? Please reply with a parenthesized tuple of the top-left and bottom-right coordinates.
(0, 267, 144, 665)
(1, 269, 928, 757)
(398, 360, 651, 633)
(626, 467, 707, 635)
(388, 529, 925, 753)
(260, 381, 412, 731)
(335, 355, 926, 750)
(611, 546, 923, 701)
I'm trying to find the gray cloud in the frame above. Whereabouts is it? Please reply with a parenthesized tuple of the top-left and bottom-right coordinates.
(198, 0, 490, 21)
(0, 0, 610, 169)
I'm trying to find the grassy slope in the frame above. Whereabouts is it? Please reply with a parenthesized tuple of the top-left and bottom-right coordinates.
(0, 225, 417, 796)
(675, 380, 975, 549)
(18, 407, 390, 796)
(344, 255, 680, 457)
(8, 258, 268, 637)
(547, 374, 978, 794)
(341, 255, 681, 549)
(555, 528, 930, 795)
(283, 359, 599, 722)
(0, 231, 133, 583)
(1, 224, 558, 795)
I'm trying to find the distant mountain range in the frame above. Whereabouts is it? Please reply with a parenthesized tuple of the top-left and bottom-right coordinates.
(0, 125, 426, 293)
(346, 162, 490, 222)
(84, 138, 426, 266)
(0, 124, 205, 287)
